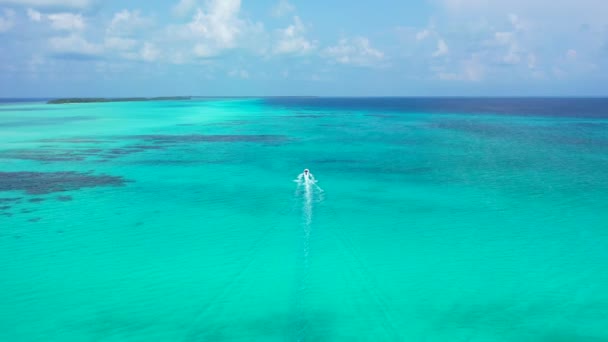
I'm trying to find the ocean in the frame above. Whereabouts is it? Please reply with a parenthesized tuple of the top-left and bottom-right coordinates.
(1, 98, 607, 341)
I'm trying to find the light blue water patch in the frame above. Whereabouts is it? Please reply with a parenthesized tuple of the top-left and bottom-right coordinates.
(1, 98, 607, 341)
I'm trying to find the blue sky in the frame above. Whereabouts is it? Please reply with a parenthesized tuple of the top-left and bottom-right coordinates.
(0, 0, 607, 97)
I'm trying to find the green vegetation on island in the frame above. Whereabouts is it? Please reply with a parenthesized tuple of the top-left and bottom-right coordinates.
(47, 97, 192, 104)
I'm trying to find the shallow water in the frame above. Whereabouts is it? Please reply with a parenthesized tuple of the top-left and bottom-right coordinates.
(1, 98, 607, 341)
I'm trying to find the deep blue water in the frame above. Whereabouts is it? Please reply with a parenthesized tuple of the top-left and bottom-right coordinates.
(263, 97, 608, 118)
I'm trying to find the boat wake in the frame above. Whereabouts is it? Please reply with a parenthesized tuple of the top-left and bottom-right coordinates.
(292, 170, 324, 341)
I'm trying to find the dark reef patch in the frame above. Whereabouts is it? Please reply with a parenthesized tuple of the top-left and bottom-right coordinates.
(107, 148, 143, 156)
(128, 134, 291, 144)
(29, 198, 45, 203)
(28, 217, 42, 223)
(1, 134, 289, 166)
(0, 148, 106, 162)
(432, 120, 608, 148)
(431, 120, 515, 137)
(292, 114, 326, 118)
(38, 138, 112, 144)
(130, 159, 212, 166)
(130, 145, 166, 150)
(0, 145, 168, 163)
(205, 120, 251, 127)
(0, 206, 11, 210)
(57, 195, 73, 202)
(0, 116, 96, 128)
(47, 96, 191, 104)
(0, 107, 59, 112)
(0, 171, 129, 195)
(366, 113, 399, 118)
(0, 198, 22, 203)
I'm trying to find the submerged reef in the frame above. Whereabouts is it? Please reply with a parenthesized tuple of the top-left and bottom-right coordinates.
(0, 171, 129, 195)
(47, 97, 192, 104)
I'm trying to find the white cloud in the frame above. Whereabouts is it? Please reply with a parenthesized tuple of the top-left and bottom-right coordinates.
(272, 0, 295, 17)
(432, 39, 449, 57)
(104, 36, 137, 51)
(0, 8, 15, 32)
(323, 37, 385, 67)
(436, 0, 608, 28)
(438, 54, 484, 81)
(494, 31, 521, 64)
(416, 29, 431, 41)
(188, 0, 242, 48)
(26, 8, 41, 21)
(140, 42, 160, 62)
(172, 0, 197, 17)
(193, 43, 217, 58)
(122, 42, 161, 62)
(508, 13, 526, 31)
(48, 34, 103, 56)
(47, 12, 85, 30)
(107, 9, 152, 36)
(0, 0, 92, 9)
(492, 18, 527, 65)
(166, 0, 266, 61)
(527, 53, 537, 69)
(273, 16, 316, 55)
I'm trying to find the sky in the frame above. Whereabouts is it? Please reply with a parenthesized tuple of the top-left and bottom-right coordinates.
(0, 0, 607, 97)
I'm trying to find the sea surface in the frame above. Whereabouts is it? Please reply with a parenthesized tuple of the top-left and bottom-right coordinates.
(1, 98, 607, 341)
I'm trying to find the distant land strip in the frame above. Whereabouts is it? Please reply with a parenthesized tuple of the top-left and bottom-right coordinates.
(47, 97, 192, 104)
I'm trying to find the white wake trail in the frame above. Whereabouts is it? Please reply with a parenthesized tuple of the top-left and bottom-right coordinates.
(293, 171, 324, 341)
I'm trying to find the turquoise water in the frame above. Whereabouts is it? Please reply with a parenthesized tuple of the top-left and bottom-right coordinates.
(1, 98, 607, 341)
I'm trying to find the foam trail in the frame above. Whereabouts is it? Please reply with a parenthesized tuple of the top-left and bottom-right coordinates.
(293, 171, 322, 341)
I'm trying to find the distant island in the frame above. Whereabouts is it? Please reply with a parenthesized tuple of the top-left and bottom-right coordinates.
(47, 97, 192, 104)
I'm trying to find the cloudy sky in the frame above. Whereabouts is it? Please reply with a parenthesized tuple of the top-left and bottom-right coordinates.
(0, 0, 607, 97)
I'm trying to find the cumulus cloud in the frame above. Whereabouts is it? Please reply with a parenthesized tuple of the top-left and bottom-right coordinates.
(493, 31, 522, 64)
(273, 16, 316, 55)
(26, 8, 41, 21)
(172, 0, 197, 17)
(416, 29, 431, 41)
(436, 0, 608, 29)
(48, 34, 103, 57)
(165, 0, 266, 61)
(193, 43, 217, 58)
(0, 8, 15, 32)
(47, 12, 85, 30)
(140, 42, 160, 62)
(323, 37, 385, 67)
(272, 0, 295, 17)
(432, 39, 449, 57)
(527, 53, 537, 69)
(107, 9, 153, 36)
(167, 0, 253, 60)
(188, 0, 242, 48)
(104, 36, 137, 51)
(0, 0, 93, 9)
(437, 54, 485, 81)
(122, 42, 161, 62)
(426, 0, 608, 82)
